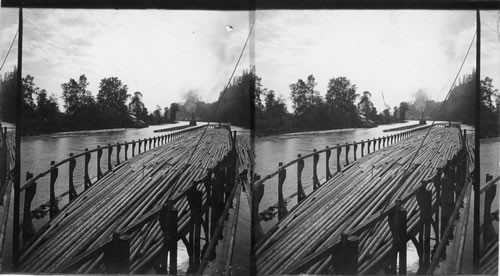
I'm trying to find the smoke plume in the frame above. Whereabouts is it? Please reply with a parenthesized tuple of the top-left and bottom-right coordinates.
(413, 89, 429, 112)
(183, 89, 200, 113)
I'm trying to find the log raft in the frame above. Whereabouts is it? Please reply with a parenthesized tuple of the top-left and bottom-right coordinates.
(255, 126, 469, 275)
(18, 127, 250, 273)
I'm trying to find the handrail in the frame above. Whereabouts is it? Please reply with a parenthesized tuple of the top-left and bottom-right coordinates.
(20, 124, 207, 192)
(480, 175, 500, 194)
(257, 123, 467, 275)
(253, 124, 434, 188)
(50, 125, 239, 274)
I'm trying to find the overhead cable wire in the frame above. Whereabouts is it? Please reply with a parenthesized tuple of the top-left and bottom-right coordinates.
(0, 28, 18, 72)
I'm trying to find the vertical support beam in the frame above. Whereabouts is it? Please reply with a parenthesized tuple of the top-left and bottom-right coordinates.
(187, 185, 202, 272)
(432, 169, 442, 248)
(483, 174, 496, 245)
(361, 140, 365, 157)
(49, 161, 60, 218)
(107, 144, 113, 172)
(278, 162, 288, 220)
(367, 140, 371, 154)
(334, 234, 359, 275)
(387, 200, 407, 275)
(84, 149, 92, 190)
(104, 233, 130, 274)
(353, 143, 357, 161)
(416, 183, 432, 273)
(13, 7, 23, 268)
(132, 140, 136, 157)
(116, 142, 121, 165)
(252, 175, 265, 243)
(473, 11, 481, 273)
(124, 143, 129, 161)
(325, 146, 332, 180)
(297, 155, 306, 203)
(138, 139, 142, 154)
(441, 167, 455, 240)
(97, 145, 103, 180)
(68, 153, 77, 201)
(313, 149, 320, 190)
(23, 172, 36, 245)
(337, 145, 341, 172)
(159, 201, 178, 275)
(345, 143, 350, 166)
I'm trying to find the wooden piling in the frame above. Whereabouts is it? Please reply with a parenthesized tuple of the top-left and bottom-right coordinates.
(297, 155, 306, 203)
(49, 161, 60, 218)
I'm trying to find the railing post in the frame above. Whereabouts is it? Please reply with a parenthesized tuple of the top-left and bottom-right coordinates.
(441, 166, 454, 240)
(387, 199, 407, 275)
(144, 138, 147, 152)
(104, 232, 130, 274)
(297, 154, 306, 203)
(313, 150, 320, 190)
(252, 175, 265, 242)
(132, 140, 136, 156)
(187, 184, 202, 272)
(68, 153, 78, 201)
(416, 182, 432, 273)
(138, 139, 142, 154)
(361, 140, 365, 157)
(337, 145, 341, 172)
(345, 143, 350, 166)
(325, 146, 332, 180)
(107, 144, 113, 171)
(149, 138, 152, 150)
(159, 201, 178, 275)
(432, 169, 442, 248)
(84, 148, 92, 189)
(353, 142, 357, 161)
(97, 145, 103, 180)
(483, 174, 496, 245)
(49, 161, 60, 218)
(116, 142, 121, 165)
(278, 162, 288, 220)
(334, 233, 359, 275)
(23, 172, 36, 245)
(367, 139, 371, 154)
(124, 143, 129, 161)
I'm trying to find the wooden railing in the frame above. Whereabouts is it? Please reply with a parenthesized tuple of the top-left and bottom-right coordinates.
(474, 174, 499, 273)
(55, 127, 240, 274)
(14, 124, 209, 266)
(252, 124, 435, 238)
(286, 134, 469, 274)
(252, 123, 469, 274)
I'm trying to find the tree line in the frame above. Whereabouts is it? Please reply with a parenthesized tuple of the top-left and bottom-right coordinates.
(1, 67, 498, 137)
(0, 68, 184, 135)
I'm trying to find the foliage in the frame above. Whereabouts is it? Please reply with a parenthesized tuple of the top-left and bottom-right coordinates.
(61, 75, 94, 115)
(128, 91, 148, 121)
(0, 67, 17, 122)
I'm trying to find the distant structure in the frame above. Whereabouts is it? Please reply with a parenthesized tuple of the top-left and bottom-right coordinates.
(419, 111, 427, 125)
(189, 112, 197, 126)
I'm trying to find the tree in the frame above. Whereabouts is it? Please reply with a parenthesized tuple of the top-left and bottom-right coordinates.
(357, 91, 376, 120)
(128, 91, 148, 121)
(0, 67, 17, 122)
(22, 75, 38, 116)
(61, 75, 94, 114)
(97, 77, 131, 126)
(36, 89, 60, 125)
(325, 76, 359, 127)
(97, 77, 130, 112)
(170, 103, 180, 122)
(481, 77, 498, 112)
(290, 75, 322, 116)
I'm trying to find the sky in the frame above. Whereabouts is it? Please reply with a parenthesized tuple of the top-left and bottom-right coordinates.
(0, 8, 499, 112)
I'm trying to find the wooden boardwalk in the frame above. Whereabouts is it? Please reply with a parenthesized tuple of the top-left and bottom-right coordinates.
(255, 126, 467, 275)
(18, 127, 246, 273)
